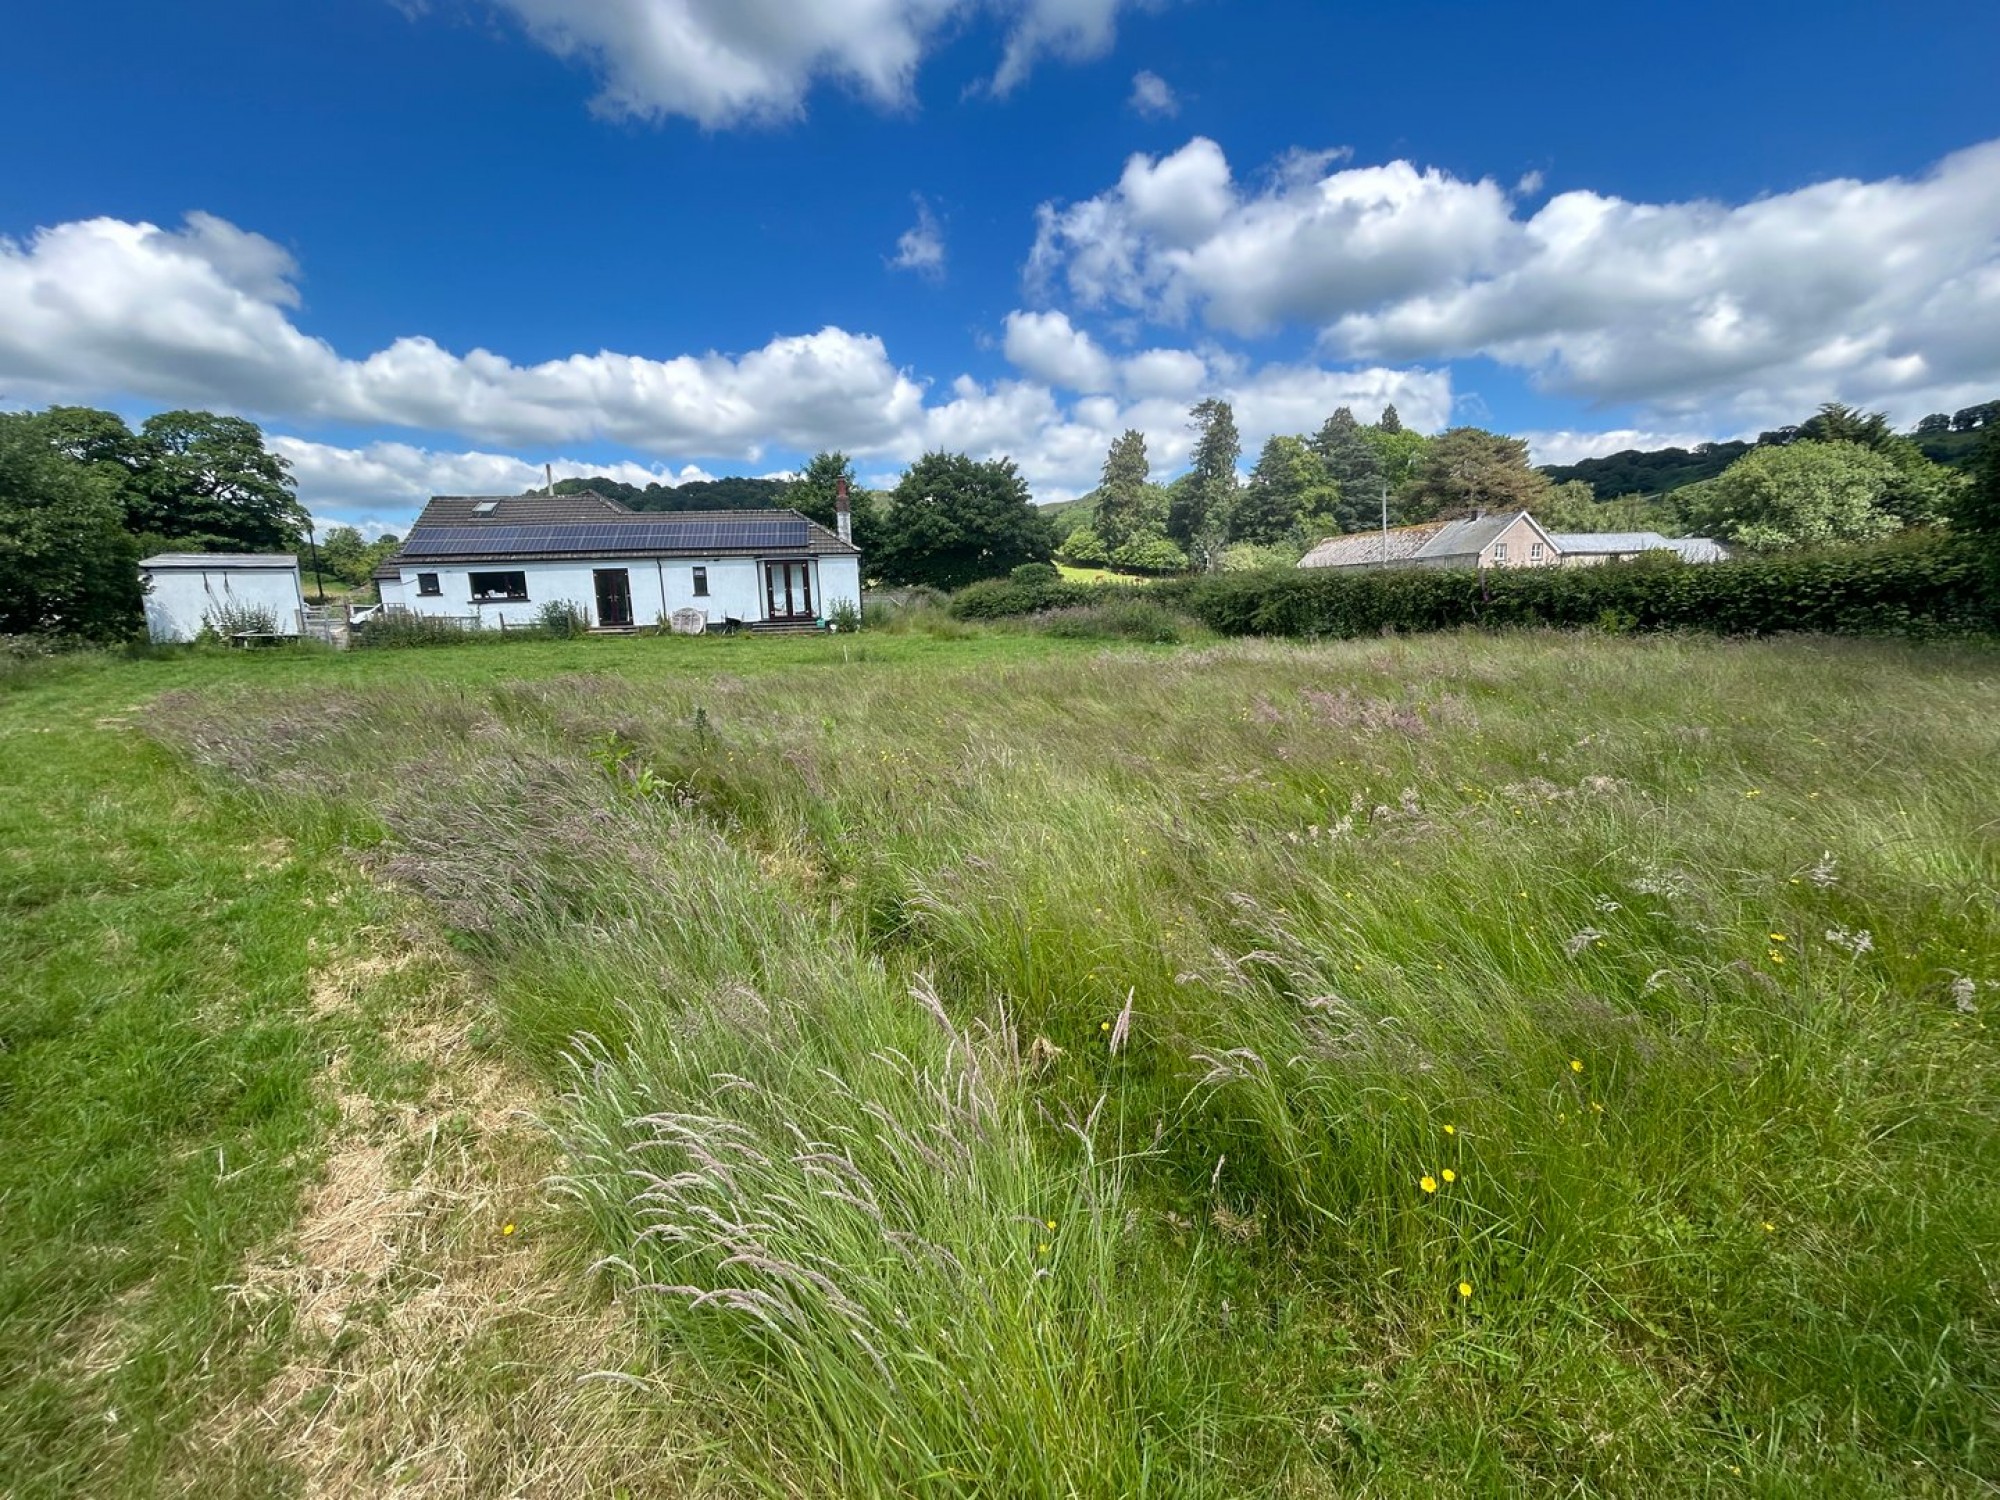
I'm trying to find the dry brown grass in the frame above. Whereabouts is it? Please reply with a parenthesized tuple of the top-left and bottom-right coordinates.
(193, 913, 711, 1498)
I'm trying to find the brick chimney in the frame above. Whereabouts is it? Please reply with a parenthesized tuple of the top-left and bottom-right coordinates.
(835, 477, 853, 545)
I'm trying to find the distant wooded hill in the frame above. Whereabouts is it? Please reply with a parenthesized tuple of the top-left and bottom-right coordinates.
(1539, 442, 1754, 499)
(1542, 399, 1996, 499)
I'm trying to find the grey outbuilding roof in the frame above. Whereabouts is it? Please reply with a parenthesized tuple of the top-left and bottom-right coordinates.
(1547, 531, 1673, 553)
(1300, 510, 1555, 569)
(1550, 531, 1730, 563)
(139, 553, 301, 569)
(1299, 523, 1450, 569)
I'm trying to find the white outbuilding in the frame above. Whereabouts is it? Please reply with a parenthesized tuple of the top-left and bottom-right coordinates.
(373, 491, 863, 632)
(139, 552, 309, 643)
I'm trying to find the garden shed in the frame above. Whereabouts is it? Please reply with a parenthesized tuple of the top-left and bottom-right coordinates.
(139, 552, 308, 644)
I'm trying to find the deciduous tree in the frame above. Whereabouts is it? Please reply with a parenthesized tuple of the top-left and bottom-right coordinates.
(1953, 426, 2000, 536)
(0, 412, 142, 641)
(1685, 440, 1903, 550)
(131, 411, 305, 551)
(874, 452, 1055, 589)
(785, 450, 884, 554)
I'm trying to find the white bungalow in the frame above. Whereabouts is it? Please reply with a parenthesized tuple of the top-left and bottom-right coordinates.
(374, 491, 862, 632)
(139, 552, 308, 643)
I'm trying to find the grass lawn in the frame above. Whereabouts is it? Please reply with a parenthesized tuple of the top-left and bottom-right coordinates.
(3, 626, 1997, 1494)
(1056, 561, 1155, 585)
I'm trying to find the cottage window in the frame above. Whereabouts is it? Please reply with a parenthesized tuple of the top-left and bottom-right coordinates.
(691, 566, 709, 597)
(1530, 541, 1545, 561)
(417, 572, 442, 596)
(1492, 543, 1509, 564)
(468, 570, 529, 601)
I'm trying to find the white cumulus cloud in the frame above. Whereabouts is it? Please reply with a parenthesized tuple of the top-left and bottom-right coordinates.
(0, 207, 1447, 518)
(1127, 69, 1177, 119)
(1032, 137, 1516, 333)
(1030, 135, 2000, 427)
(463, 0, 1151, 127)
(0, 213, 928, 460)
(890, 196, 946, 277)
(1001, 309, 1115, 391)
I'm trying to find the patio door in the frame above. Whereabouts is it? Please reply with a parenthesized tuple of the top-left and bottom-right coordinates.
(593, 568, 633, 628)
(763, 561, 815, 620)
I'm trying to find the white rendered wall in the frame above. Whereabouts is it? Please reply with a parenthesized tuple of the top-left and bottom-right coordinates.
(388, 555, 850, 629)
(818, 556, 861, 617)
(142, 566, 305, 643)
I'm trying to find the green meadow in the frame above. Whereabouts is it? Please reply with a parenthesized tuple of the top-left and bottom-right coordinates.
(3, 626, 1996, 1495)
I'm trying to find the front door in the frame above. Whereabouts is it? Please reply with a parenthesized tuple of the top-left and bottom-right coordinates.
(593, 568, 633, 628)
(763, 561, 815, 620)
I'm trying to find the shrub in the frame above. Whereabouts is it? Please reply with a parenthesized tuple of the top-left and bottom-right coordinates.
(1035, 599, 1189, 644)
(1009, 562, 1061, 587)
(355, 612, 480, 649)
(1108, 533, 1189, 575)
(1152, 534, 1999, 641)
(1220, 540, 1304, 573)
(534, 599, 589, 637)
(826, 600, 862, 633)
(200, 601, 279, 639)
(949, 576, 1093, 619)
(1055, 527, 1109, 566)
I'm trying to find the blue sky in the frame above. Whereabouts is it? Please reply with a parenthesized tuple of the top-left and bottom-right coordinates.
(4, 0, 1998, 533)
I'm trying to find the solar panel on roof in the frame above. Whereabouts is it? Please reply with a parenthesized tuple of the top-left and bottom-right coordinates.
(400, 516, 814, 559)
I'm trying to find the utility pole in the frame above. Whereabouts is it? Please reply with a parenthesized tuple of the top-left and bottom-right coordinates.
(306, 520, 327, 603)
(1380, 475, 1390, 567)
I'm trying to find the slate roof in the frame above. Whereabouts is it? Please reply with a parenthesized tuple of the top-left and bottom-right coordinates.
(1548, 531, 1673, 553)
(1660, 536, 1730, 563)
(1550, 531, 1730, 563)
(413, 492, 633, 527)
(1300, 510, 1551, 569)
(140, 552, 301, 569)
(1299, 522, 1449, 569)
(390, 491, 859, 566)
(1416, 511, 1543, 560)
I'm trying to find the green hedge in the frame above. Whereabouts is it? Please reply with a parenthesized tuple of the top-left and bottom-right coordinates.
(1147, 534, 2000, 640)
(949, 576, 1104, 618)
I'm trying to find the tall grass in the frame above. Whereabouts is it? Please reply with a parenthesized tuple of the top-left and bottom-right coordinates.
(147, 631, 2000, 1493)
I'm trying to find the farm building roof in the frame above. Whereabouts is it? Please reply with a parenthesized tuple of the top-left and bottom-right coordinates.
(139, 552, 301, 569)
(1298, 522, 1449, 568)
(1550, 532, 1730, 562)
(1300, 510, 1550, 569)
(1547, 531, 1673, 553)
